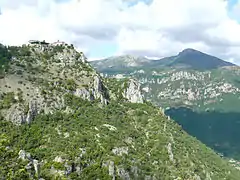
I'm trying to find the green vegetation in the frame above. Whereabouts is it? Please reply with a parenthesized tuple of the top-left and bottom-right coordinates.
(64, 79, 77, 91)
(1, 42, 240, 179)
(0, 44, 12, 76)
(105, 78, 129, 101)
(1, 95, 240, 179)
(166, 107, 240, 160)
(52, 45, 65, 54)
(91, 54, 240, 162)
(0, 92, 16, 109)
(8, 45, 31, 58)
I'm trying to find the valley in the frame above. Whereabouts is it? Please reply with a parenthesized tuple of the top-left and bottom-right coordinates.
(91, 50, 240, 160)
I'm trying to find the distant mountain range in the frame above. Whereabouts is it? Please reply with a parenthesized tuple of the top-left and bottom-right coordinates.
(159, 48, 236, 69)
(91, 49, 240, 161)
(92, 48, 237, 72)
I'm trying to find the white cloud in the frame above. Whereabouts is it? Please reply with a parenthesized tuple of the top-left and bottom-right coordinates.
(0, 1, 62, 45)
(0, 0, 240, 64)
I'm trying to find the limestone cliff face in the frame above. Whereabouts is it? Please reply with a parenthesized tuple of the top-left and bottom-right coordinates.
(123, 79, 144, 103)
(0, 42, 110, 124)
(6, 101, 39, 125)
(0, 42, 142, 125)
(74, 75, 109, 105)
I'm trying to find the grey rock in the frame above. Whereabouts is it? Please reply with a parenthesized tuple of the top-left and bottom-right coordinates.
(54, 156, 64, 163)
(33, 159, 40, 176)
(91, 75, 109, 105)
(50, 167, 65, 177)
(75, 166, 82, 175)
(123, 79, 143, 103)
(7, 100, 40, 125)
(26, 101, 38, 124)
(131, 166, 139, 178)
(78, 52, 87, 63)
(74, 75, 109, 105)
(18, 150, 40, 177)
(7, 105, 26, 125)
(109, 161, 115, 180)
(18, 150, 31, 161)
(117, 167, 130, 180)
(65, 163, 73, 175)
(194, 174, 202, 180)
(167, 143, 174, 163)
(74, 88, 92, 101)
(112, 147, 128, 156)
(25, 162, 32, 170)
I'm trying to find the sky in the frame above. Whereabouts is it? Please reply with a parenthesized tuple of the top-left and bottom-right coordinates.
(0, 0, 240, 64)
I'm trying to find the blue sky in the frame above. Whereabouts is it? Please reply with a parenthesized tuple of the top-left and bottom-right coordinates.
(89, 42, 118, 59)
(228, 0, 238, 8)
(228, 0, 240, 22)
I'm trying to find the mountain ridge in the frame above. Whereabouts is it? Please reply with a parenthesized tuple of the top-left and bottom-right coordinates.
(1, 41, 240, 179)
(91, 48, 237, 71)
(170, 48, 236, 69)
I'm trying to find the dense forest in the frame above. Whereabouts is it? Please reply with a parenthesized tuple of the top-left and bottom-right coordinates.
(0, 44, 12, 75)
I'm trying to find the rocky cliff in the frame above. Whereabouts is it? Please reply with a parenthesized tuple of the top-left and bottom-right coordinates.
(0, 42, 240, 179)
(123, 79, 143, 103)
(0, 42, 147, 125)
(0, 43, 110, 124)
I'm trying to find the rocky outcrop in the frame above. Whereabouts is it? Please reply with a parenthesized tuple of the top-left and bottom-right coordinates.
(18, 150, 40, 178)
(109, 161, 115, 180)
(6, 105, 27, 125)
(25, 101, 38, 124)
(167, 143, 175, 163)
(4, 75, 109, 125)
(74, 88, 93, 101)
(0, 42, 111, 125)
(6, 101, 39, 125)
(102, 160, 116, 180)
(74, 75, 109, 105)
(123, 79, 143, 103)
(102, 161, 133, 180)
(117, 167, 130, 180)
(78, 52, 87, 63)
(112, 147, 128, 156)
(91, 75, 109, 104)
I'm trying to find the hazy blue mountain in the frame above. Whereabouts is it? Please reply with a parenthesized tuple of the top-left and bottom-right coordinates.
(91, 49, 237, 72)
(165, 48, 236, 69)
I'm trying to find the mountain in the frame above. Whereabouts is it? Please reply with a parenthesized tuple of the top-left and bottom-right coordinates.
(91, 55, 150, 72)
(0, 42, 240, 179)
(91, 51, 240, 161)
(165, 48, 236, 69)
(91, 49, 237, 72)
